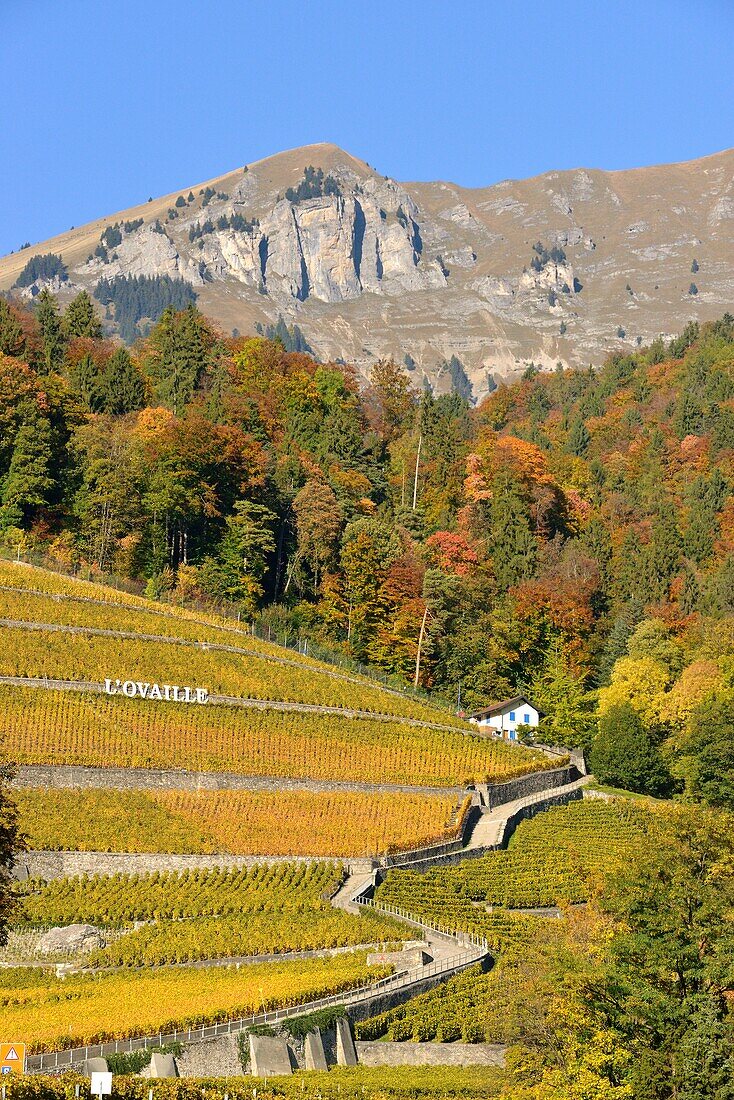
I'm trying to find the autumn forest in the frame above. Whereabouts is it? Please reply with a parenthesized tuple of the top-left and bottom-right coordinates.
(2, 292, 734, 801)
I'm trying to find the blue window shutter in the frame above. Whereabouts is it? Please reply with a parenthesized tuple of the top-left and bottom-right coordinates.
(509, 711, 515, 721)
(524, 714, 530, 723)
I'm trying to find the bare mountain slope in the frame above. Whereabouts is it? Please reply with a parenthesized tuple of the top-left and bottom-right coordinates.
(2, 142, 733, 396)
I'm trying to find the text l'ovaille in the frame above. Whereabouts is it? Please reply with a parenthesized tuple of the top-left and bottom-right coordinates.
(104, 679, 209, 704)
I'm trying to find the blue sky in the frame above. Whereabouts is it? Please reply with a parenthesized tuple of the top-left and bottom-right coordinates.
(2, 0, 733, 256)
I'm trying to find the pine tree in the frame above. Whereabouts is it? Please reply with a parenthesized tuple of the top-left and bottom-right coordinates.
(566, 415, 591, 456)
(0, 407, 53, 528)
(199, 501, 276, 612)
(680, 565, 701, 615)
(489, 473, 538, 589)
(684, 496, 716, 563)
(447, 355, 473, 403)
(615, 529, 645, 603)
(63, 291, 102, 339)
(649, 502, 683, 597)
(67, 354, 104, 412)
(596, 602, 643, 686)
(35, 290, 65, 373)
(101, 347, 146, 414)
(148, 305, 210, 414)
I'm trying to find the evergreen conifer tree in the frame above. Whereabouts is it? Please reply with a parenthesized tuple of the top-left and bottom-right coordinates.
(101, 347, 146, 414)
(68, 354, 104, 412)
(35, 290, 65, 373)
(63, 291, 103, 339)
(649, 501, 683, 597)
(148, 305, 209, 414)
(489, 473, 538, 589)
(684, 496, 716, 563)
(0, 407, 53, 528)
(566, 414, 591, 456)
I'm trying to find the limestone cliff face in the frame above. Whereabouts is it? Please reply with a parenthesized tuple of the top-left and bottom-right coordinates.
(91, 172, 446, 305)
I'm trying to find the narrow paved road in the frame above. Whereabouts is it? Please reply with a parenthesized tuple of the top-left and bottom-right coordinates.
(464, 775, 592, 850)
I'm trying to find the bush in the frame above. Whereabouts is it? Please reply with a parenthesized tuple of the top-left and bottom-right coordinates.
(106, 1042, 182, 1075)
(282, 1005, 346, 1039)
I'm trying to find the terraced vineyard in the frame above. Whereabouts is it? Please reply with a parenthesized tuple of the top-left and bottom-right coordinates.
(14, 862, 406, 968)
(0, 562, 463, 724)
(18, 862, 352, 925)
(356, 963, 492, 1043)
(0, 558, 566, 1062)
(376, 801, 651, 922)
(0, 685, 543, 786)
(15, 788, 468, 857)
(0, 612, 459, 723)
(1, 953, 390, 1052)
(0, 561, 551, 786)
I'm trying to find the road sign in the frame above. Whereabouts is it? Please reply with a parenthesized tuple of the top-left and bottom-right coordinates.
(0, 1044, 26, 1075)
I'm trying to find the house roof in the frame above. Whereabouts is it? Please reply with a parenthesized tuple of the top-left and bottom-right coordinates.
(470, 696, 545, 720)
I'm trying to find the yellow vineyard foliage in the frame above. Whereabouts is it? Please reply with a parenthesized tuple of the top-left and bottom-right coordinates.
(0, 686, 547, 786)
(16, 788, 467, 857)
(0, 1066, 508, 1098)
(0, 561, 463, 726)
(1, 953, 390, 1052)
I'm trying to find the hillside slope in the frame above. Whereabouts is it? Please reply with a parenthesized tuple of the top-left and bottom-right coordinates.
(2, 143, 734, 395)
(0, 560, 549, 788)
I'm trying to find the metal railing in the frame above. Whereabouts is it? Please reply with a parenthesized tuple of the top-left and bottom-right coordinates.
(27, 944, 485, 1072)
(354, 895, 490, 955)
(27, 853, 494, 1072)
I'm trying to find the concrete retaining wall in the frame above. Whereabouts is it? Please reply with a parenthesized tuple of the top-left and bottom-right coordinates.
(355, 1041, 505, 1067)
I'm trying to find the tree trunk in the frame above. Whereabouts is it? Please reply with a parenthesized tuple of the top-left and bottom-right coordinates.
(412, 434, 422, 511)
(414, 604, 429, 688)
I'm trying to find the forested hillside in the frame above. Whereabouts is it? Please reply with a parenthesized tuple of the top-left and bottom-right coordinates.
(1, 291, 734, 800)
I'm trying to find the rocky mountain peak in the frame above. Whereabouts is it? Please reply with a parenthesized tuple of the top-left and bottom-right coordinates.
(2, 143, 734, 395)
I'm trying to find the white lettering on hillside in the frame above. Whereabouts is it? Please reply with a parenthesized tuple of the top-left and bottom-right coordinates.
(104, 679, 209, 704)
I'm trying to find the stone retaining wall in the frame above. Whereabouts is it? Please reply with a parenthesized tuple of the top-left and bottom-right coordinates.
(355, 1041, 505, 1067)
(15, 850, 375, 881)
(480, 763, 580, 809)
(14, 764, 462, 799)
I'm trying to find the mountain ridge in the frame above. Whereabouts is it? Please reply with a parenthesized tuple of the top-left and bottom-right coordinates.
(3, 142, 734, 395)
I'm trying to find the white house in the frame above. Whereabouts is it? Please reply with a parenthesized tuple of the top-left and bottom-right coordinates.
(469, 696, 543, 741)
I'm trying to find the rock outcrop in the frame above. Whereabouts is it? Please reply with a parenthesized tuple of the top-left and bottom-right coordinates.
(37, 923, 103, 955)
